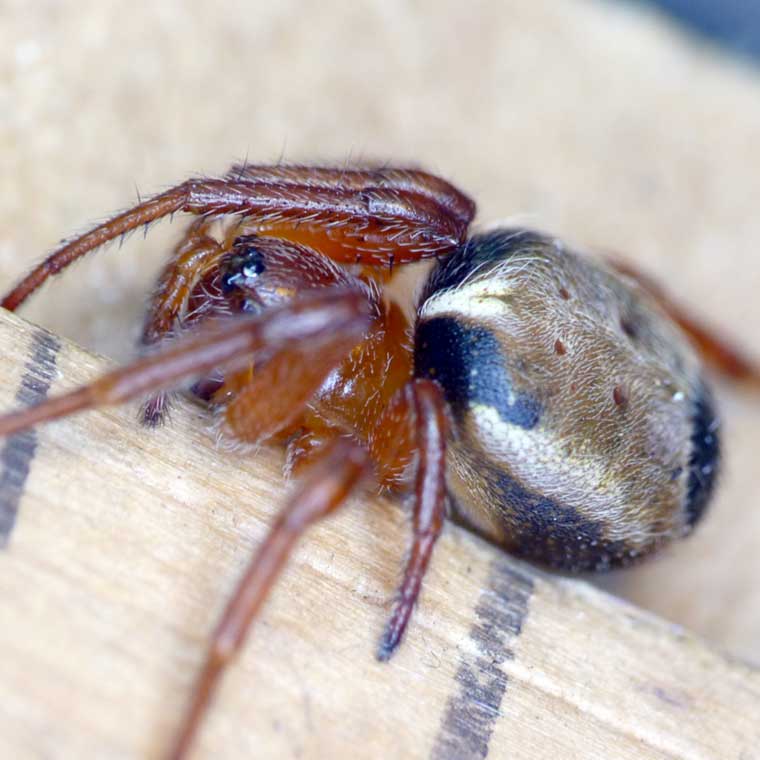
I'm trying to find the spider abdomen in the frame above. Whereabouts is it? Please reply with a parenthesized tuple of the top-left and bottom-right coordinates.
(414, 229, 720, 571)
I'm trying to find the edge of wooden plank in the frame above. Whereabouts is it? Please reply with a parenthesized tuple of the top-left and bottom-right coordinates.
(0, 307, 757, 760)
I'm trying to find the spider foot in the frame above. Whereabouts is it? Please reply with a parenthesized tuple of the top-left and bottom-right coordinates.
(376, 597, 415, 662)
(140, 393, 172, 427)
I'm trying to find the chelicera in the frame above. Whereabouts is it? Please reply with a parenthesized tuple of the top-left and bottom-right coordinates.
(0, 164, 757, 759)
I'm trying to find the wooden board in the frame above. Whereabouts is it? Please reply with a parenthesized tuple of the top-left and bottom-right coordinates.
(0, 310, 758, 759)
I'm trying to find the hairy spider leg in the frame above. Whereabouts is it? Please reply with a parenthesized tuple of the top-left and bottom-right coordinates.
(222, 165, 474, 283)
(224, 163, 475, 227)
(0, 262, 451, 759)
(281, 302, 417, 480)
(142, 221, 224, 345)
(219, 322, 372, 444)
(169, 378, 449, 759)
(610, 259, 760, 385)
(168, 437, 371, 760)
(0, 289, 371, 437)
(1, 166, 475, 311)
(376, 379, 449, 660)
(140, 220, 225, 425)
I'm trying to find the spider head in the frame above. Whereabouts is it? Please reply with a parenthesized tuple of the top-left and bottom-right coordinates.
(218, 234, 362, 317)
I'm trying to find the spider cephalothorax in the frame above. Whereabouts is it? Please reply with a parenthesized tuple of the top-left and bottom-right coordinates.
(0, 164, 753, 760)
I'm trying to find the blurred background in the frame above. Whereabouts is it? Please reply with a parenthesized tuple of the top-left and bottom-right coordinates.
(2, 0, 759, 664)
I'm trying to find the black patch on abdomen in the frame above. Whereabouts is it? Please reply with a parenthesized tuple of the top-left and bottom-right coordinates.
(451, 457, 643, 572)
(685, 381, 720, 527)
(414, 316, 541, 429)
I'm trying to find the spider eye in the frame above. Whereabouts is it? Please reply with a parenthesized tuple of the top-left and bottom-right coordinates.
(221, 271, 243, 293)
(221, 240, 267, 294)
(242, 260, 265, 278)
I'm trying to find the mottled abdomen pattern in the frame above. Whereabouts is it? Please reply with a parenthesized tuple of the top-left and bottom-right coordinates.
(414, 229, 719, 571)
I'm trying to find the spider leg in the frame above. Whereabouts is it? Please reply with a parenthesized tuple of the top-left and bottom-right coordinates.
(141, 229, 366, 428)
(224, 163, 476, 228)
(219, 319, 372, 444)
(2, 186, 190, 312)
(142, 220, 224, 345)
(0, 288, 370, 437)
(610, 259, 760, 385)
(2, 167, 475, 311)
(284, 422, 345, 477)
(168, 437, 371, 760)
(376, 378, 449, 661)
(139, 220, 225, 426)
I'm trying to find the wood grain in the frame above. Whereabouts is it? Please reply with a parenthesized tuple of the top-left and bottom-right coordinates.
(0, 309, 757, 759)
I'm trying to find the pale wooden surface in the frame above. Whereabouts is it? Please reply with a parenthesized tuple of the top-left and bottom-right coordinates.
(0, 308, 758, 759)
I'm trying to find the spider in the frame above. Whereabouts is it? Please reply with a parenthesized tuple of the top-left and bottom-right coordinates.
(0, 164, 757, 760)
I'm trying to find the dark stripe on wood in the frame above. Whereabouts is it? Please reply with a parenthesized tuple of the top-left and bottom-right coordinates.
(0, 329, 61, 545)
(431, 557, 534, 760)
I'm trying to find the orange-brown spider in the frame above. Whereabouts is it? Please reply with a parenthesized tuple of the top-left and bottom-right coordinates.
(0, 164, 758, 759)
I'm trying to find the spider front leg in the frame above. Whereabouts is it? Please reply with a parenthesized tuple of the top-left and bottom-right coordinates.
(142, 221, 224, 346)
(373, 379, 450, 661)
(0, 283, 384, 760)
(140, 220, 224, 425)
(0, 288, 370, 437)
(169, 378, 450, 758)
(2, 165, 474, 311)
(169, 437, 371, 760)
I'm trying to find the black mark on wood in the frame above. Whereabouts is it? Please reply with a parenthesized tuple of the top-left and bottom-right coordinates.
(0, 329, 61, 545)
(431, 558, 534, 759)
